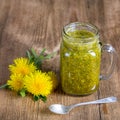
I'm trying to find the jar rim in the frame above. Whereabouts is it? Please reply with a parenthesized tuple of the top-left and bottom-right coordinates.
(63, 22, 99, 43)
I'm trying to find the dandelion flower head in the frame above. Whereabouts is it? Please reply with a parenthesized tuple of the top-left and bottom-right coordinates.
(48, 71, 58, 90)
(24, 71, 52, 96)
(7, 74, 24, 91)
(9, 58, 36, 76)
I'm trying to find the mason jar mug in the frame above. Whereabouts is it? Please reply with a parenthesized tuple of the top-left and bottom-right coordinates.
(60, 22, 116, 95)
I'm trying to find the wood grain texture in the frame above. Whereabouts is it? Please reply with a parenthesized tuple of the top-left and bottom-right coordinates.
(0, 0, 120, 120)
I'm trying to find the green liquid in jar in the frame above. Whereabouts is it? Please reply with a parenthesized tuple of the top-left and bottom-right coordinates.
(60, 30, 101, 95)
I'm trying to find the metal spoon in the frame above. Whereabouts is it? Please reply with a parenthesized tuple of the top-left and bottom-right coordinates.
(49, 96, 117, 114)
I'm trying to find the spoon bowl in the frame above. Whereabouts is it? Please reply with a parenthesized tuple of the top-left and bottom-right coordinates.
(49, 104, 71, 114)
(49, 96, 117, 114)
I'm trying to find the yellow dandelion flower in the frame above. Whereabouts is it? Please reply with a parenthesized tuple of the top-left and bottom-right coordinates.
(24, 71, 52, 96)
(9, 58, 36, 76)
(7, 74, 24, 91)
(48, 71, 58, 91)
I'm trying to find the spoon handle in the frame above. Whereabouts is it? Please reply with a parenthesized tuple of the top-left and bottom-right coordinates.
(71, 96, 117, 108)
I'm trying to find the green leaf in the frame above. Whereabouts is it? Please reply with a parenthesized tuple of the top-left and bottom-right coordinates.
(39, 48, 46, 56)
(19, 89, 26, 97)
(26, 48, 56, 70)
(33, 95, 47, 102)
(26, 50, 34, 63)
(31, 48, 37, 58)
(26, 50, 31, 60)
(33, 95, 40, 101)
(44, 52, 56, 59)
(0, 84, 8, 89)
(39, 95, 47, 102)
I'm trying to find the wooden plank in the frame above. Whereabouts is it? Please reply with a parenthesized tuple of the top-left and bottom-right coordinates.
(0, 0, 119, 120)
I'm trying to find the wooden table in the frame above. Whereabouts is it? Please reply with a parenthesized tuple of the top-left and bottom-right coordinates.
(0, 0, 120, 120)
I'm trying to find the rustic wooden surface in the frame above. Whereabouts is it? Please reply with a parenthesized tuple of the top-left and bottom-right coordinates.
(0, 0, 120, 120)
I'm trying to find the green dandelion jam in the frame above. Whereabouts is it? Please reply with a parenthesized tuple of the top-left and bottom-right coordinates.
(60, 30, 101, 95)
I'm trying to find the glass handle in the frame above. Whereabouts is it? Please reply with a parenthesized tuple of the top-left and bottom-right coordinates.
(100, 44, 116, 80)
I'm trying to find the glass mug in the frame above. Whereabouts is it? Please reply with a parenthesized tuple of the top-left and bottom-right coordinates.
(60, 22, 116, 95)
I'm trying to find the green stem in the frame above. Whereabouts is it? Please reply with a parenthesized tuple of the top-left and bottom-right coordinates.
(0, 84, 7, 89)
